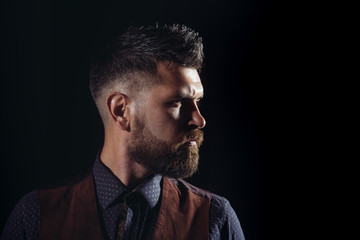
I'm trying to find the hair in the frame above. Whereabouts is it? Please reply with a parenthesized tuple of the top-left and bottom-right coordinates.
(89, 24, 204, 123)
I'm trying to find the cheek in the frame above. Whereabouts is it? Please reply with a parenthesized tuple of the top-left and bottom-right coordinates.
(167, 107, 181, 121)
(146, 108, 181, 142)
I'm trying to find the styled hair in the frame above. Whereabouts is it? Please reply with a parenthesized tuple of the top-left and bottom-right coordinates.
(89, 24, 204, 121)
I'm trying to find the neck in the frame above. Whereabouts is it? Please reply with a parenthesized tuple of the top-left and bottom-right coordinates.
(100, 128, 153, 189)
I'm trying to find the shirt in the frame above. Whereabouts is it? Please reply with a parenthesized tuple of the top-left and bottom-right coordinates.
(1, 155, 245, 240)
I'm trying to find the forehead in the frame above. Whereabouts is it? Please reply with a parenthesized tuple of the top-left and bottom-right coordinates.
(153, 62, 204, 98)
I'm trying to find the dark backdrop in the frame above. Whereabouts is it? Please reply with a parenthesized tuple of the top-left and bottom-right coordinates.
(0, 0, 311, 239)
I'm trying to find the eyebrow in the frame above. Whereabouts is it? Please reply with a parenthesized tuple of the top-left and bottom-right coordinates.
(168, 92, 204, 101)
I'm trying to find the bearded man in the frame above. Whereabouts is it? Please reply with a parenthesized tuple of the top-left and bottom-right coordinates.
(1, 24, 245, 240)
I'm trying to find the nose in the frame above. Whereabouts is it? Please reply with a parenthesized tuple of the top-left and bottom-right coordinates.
(188, 104, 206, 129)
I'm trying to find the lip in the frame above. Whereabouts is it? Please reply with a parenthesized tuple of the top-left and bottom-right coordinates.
(186, 140, 197, 146)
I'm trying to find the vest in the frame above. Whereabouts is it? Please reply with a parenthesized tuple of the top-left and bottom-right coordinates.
(38, 171, 212, 240)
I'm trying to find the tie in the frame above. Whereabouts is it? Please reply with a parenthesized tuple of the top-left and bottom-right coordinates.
(117, 199, 128, 240)
(116, 185, 146, 239)
(117, 190, 137, 240)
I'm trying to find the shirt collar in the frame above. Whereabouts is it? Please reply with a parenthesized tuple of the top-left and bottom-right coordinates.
(135, 174, 162, 208)
(93, 153, 162, 209)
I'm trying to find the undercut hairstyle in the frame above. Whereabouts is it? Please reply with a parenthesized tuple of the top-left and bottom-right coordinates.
(89, 24, 204, 123)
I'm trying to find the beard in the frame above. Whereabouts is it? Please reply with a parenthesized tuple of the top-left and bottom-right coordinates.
(127, 115, 204, 179)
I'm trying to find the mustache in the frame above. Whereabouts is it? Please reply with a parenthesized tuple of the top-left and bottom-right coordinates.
(182, 129, 204, 146)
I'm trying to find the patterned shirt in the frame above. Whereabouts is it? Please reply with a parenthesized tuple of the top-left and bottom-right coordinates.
(1, 155, 245, 240)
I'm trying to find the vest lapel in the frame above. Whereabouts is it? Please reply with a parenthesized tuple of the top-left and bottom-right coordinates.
(152, 177, 210, 240)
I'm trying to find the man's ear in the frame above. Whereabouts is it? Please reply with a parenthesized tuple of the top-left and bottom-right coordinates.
(106, 92, 131, 131)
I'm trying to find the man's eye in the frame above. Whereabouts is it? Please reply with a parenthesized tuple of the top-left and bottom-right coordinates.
(168, 100, 182, 107)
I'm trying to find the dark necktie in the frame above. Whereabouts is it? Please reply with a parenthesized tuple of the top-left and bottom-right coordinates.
(117, 190, 136, 240)
(117, 200, 128, 240)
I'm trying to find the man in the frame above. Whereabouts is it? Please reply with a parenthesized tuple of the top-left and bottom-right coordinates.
(1, 24, 245, 240)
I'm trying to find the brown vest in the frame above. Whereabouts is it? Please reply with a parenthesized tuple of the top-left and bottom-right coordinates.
(38, 171, 212, 240)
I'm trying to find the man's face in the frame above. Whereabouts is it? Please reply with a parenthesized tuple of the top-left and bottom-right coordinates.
(128, 63, 206, 179)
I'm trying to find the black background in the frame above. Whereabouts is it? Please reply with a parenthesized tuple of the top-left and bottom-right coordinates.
(0, 0, 319, 239)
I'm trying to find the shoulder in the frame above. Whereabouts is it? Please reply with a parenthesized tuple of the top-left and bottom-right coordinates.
(39, 168, 92, 193)
(210, 193, 230, 222)
(37, 170, 95, 216)
(37, 169, 93, 205)
(209, 194, 245, 240)
(11, 190, 39, 219)
(1, 190, 39, 240)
